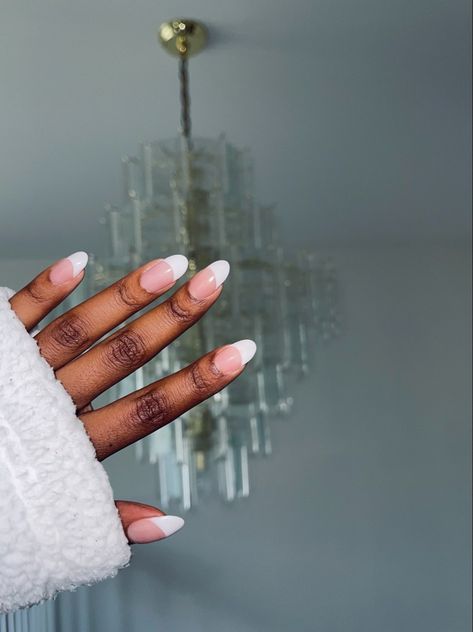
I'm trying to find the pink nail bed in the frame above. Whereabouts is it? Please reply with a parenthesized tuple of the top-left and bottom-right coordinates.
(49, 251, 88, 285)
(188, 260, 230, 300)
(127, 515, 185, 544)
(140, 255, 188, 294)
(213, 339, 257, 375)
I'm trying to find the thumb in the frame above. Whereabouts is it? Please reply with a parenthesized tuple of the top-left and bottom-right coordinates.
(115, 500, 185, 544)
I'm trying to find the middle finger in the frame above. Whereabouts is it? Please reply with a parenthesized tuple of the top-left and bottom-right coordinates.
(35, 254, 189, 369)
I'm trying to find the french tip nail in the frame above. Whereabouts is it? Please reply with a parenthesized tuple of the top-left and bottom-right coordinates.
(149, 515, 185, 537)
(209, 260, 230, 287)
(164, 254, 189, 281)
(232, 339, 257, 364)
(67, 251, 88, 277)
(127, 515, 185, 544)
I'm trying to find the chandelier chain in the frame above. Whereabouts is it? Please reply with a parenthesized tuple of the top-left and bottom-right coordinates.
(178, 57, 192, 141)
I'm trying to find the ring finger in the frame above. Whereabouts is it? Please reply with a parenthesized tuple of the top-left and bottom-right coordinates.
(57, 260, 231, 408)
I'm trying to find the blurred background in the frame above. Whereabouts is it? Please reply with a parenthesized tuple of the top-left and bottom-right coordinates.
(0, 1, 471, 631)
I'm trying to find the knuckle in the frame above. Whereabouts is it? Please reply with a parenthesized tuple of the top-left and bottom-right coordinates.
(164, 295, 194, 325)
(50, 314, 89, 350)
(106, 329, 146, 370)
(25, 281, 49, 305)
(114, 280, 143, 309)
(130, 390, 170, 428)
(189, 362, 214, 395)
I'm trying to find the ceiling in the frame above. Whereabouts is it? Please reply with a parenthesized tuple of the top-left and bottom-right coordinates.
(0, 0, 471, 259)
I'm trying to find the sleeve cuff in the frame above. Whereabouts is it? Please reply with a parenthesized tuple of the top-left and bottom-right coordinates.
(0, 287, 131, 614)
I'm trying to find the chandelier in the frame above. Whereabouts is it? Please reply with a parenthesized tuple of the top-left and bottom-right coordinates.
(86, 19, 341, 511)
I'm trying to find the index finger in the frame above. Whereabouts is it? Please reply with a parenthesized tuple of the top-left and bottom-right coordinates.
(8, 251, 88, 330)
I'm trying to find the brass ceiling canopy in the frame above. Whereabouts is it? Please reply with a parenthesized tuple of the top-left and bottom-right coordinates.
(158, 19, 208, 58)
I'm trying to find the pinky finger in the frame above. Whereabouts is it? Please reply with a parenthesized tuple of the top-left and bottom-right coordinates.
(115, 500, 185, 544)
(9, 251, 88, 330)
(82, 339, 257, 461)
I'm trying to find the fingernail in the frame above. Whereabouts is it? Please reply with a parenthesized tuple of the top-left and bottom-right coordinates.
(188, 260, 230, 300)
(49, 251, 88, 285)
(140, 255, 188, 293)
(213, 339, 257, 375)
(127, 515, 185, 544)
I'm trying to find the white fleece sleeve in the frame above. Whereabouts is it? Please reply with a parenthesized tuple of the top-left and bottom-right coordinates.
(0, 287, 131, 614)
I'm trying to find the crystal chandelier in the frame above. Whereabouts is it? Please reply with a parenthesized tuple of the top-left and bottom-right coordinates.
(86, 19, 341, 511)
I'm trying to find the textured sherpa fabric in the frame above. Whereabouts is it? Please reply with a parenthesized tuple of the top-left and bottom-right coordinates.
(0, 287, 131, 614)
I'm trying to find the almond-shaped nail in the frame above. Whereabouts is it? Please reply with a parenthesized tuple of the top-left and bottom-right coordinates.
(49, 251, 88, 285)
(127, 515, 185, 544)
(140, 255, 188, 293)
(213, 339, 257, 375)
(188, 260, 230, 300)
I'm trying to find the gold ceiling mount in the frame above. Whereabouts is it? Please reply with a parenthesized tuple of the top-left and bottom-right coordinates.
(158, 19, 208, 58)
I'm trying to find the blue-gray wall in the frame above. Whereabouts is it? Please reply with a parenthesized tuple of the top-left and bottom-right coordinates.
(2, 244, 470, 631)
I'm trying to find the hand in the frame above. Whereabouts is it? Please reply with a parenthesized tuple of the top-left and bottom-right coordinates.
(8, 252, 256, 544)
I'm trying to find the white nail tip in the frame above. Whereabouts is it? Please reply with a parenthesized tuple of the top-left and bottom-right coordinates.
(67, 251, 88, 277)
(209, 260, 230, 287)
(232, 339, 257, 365)
(150, 515, 185, 537)
(164, 254, 189, 281)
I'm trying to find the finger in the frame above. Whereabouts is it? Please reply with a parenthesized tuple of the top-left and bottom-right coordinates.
(78, 403, 94, 414)
(35, 254, 189, 370)
(81, 339, 257, 460)
(57, 260, 231, 409)
(115, 500, 184, 544)
(8, 252, 88, 330)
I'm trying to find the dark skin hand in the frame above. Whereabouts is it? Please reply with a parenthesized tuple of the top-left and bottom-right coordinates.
(9, 253, 256, 543)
